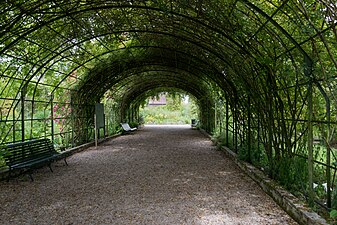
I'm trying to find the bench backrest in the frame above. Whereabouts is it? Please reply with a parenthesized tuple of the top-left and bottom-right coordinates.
(4, 139, 57, 166)
(121, 123, 132, 131)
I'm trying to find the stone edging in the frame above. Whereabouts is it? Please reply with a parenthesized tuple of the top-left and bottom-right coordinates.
(61, 133, 121, 157)
(221, 146, 328, 225)
(199, 129, 329, 225)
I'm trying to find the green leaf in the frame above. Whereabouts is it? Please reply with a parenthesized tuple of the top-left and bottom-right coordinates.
(0, 145, 11, 157)
(330, 210, 337, 218)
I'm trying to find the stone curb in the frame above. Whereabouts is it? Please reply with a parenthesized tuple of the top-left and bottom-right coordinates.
(60, 133, 122, 157)
(221, 146, 328, 225)
(199, 129, 329, 225)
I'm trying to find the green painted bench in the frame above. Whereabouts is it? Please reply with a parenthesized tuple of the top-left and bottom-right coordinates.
(2, 138, 68, 181)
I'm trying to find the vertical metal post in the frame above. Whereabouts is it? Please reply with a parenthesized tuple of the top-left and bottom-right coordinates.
(209, 102, 212, 132)
(226, 99, 229, 146)
(133, 104, 136, 123)
(50, 94, 54, 144)
(304, 55, 315, 207)
(327, 102, 331, 208)
(128, 108, 131, 123)
(248, 96, 251, 163)
(307, 79, 314, 207)
(214, 100, 217, 133)
(103, 113, 106, 138)
(71, 96, 74, 147)
(87, 106, 90, 141)
(21, 87, 26, 142)
(257, 115, 260, 151)
(233, 99, 237, 152)
(133, 103, 138, 122)
(233, 106, 235, 151)
(135, 105, 139, 126)
(314, 83, 332, 208)
(106, 110, 109, 136)
(109, 108, 112, 135)
(94, 114, 98, 147)
(13, 107, 15, 143)
(267, 76, 274, 178)
(44, 106, 47, 138)
(309, 78, 331, 207)
(131, 105, 134, 123)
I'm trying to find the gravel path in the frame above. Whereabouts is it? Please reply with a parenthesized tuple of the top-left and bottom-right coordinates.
(0, 125, 297, 225)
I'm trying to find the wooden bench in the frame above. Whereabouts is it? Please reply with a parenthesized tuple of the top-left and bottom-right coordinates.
(2, 138, 67, 181)
(120, 123, 137, 133)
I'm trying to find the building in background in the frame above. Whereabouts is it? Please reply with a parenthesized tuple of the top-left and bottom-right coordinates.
(148, 95, 167, 106)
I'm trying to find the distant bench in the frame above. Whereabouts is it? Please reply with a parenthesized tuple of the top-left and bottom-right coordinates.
(120, 123, 137, 133)
(2, 138, 68, 181)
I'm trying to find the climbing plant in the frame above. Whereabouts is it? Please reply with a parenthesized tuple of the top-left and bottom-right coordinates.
(1, 0, 337, 219)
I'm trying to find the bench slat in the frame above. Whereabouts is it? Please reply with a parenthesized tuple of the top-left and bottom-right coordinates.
(5, 139, 56, 166)
(2, 138, 65, 181)
(120, 123, 137, 133)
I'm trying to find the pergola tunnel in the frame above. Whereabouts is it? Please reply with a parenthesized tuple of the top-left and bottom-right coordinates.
(1, 0, 337, 220)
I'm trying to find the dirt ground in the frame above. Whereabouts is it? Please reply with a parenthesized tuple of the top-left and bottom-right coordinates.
(0, 125, 297, 225)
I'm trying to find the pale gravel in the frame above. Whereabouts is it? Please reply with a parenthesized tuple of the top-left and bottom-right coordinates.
(0, 125, 298, 225)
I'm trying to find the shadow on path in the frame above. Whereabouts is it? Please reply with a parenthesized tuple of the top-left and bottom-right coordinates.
(0, 125, 297, 224)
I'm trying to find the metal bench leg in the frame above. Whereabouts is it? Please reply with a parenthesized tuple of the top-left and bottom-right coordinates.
(48, 164, 53, 172)
(28, 173, 34, 182)
(7, 170, 11, 182)
(64, 158, 68, 166)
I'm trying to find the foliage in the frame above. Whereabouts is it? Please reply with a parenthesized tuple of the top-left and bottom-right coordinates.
(128, 121, 139, 128)
(1, 0, 337, 218)
(330, 209, 337, 224)
(140, 93, 198, 125)
(331, 177, 337, 211)
(0, 145, 10, 169)
(211, 131, 231, 150)
(273, 156, 308, 193)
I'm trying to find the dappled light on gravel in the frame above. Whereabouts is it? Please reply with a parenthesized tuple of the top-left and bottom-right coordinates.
(0, 125, 297, 224)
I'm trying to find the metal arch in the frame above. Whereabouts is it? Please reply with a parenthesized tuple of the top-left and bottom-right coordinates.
(79, 65, 217, 106)
(118, 77, 214, 121)
(0, 0, 280, 98)
(1, 0, 337, 212)
(240, 0, 313, 65)
(7, 27, 243, 98)
(72, 43, 234, 99)
(111, 68, 212, 93)
(0, 3, 251, 56)
(116, 71, 213, 93)
(74, 44, 238, 97)
(1, 0, 297, 109)
(117, 71, 212, 101)
(77, 65, 231, 106)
